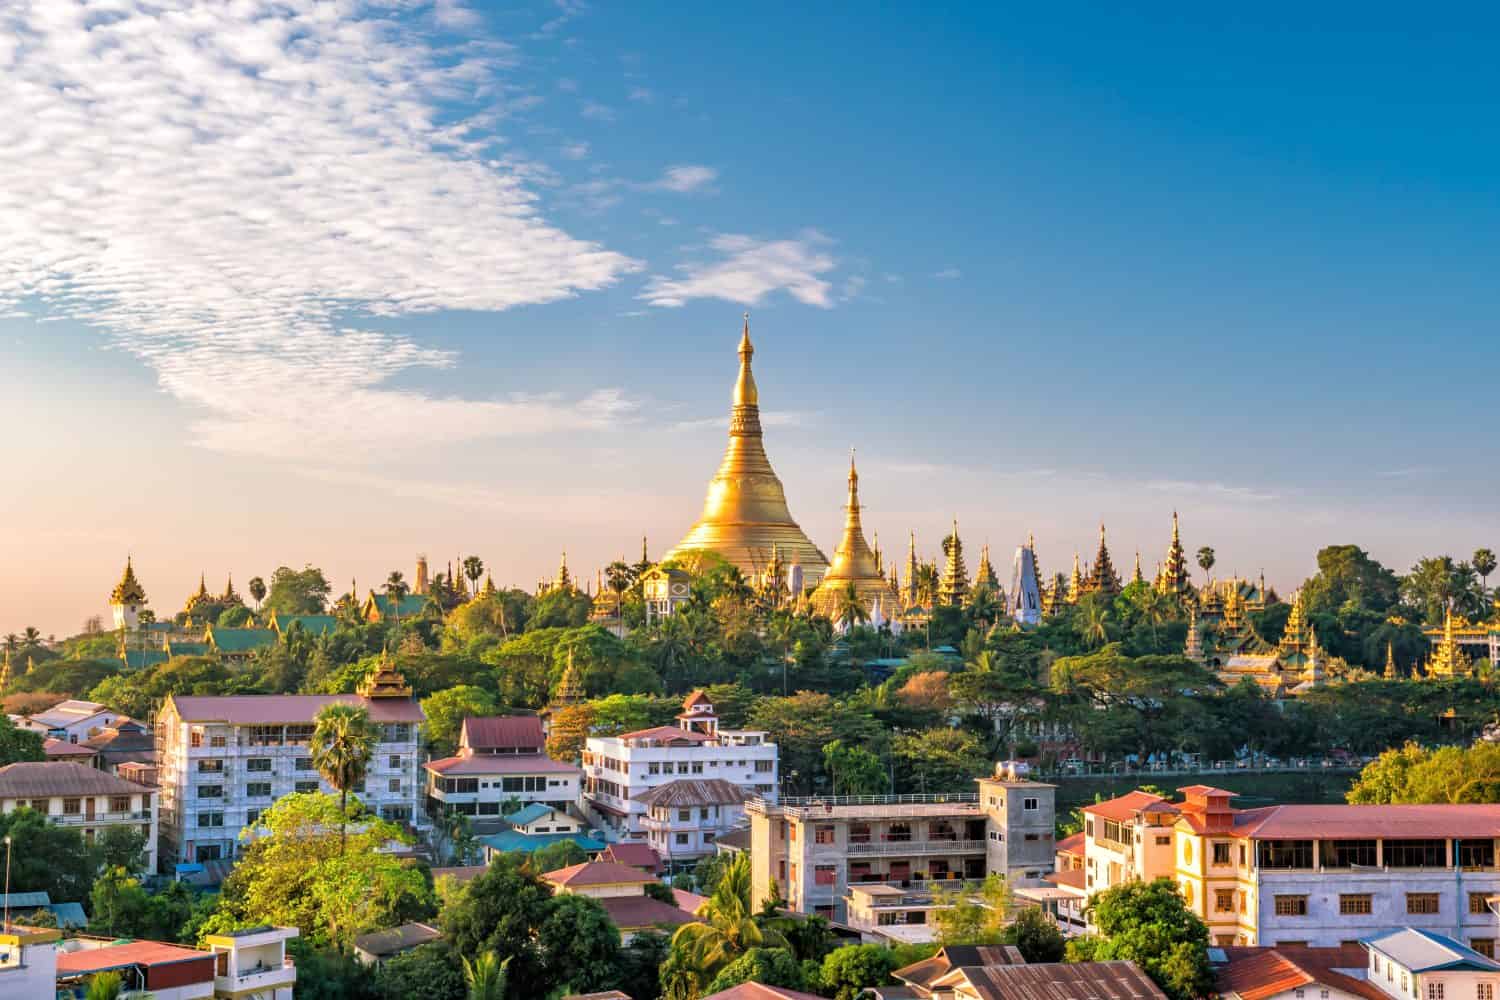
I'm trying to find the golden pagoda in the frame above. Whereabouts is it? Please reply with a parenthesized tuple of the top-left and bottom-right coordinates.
(183, 573, 213, 617)
(220, 574, 243, 607)
(1083, 523, 1122, 596)
(1184, 605, 1204, 662)
(1131, 552, 1144, 587)
(555, 647, 585, 705)
(358, 652, 413, 699)
(1426, 603, 1471, 678)
(937, 519, 970, 606)
(902, 531, 921, 608)
(1158, 511, 1190, 595)
(111, 558, 147, 606)
(1384, 641, 1398, 680)
(1067, 554, 1083, 605)
(664, 316, 829, 581)
(810, 453, 900, 622)
(973, 545, 1000, 595)
(1277, 590, 1314, 672)
(481, 573, 498, 598)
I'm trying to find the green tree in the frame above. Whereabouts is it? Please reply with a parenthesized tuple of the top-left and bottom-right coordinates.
(1301, 544, 1401, 616)
(311, 702, 376, 854)
(536, 893, 622, 995)
(932, 874, 1010, 944)
(1476, 548, 1498, 598)
(748, 692, 885, 794)
(442, 855, 554, 996)
(462, 556, 485, 598)
(0, 713, 45, 765)
(1403, 556, 1484, 623)
(1348, 741, 1500, 804)
(263, 565, 333, 615)
(820, 943, 899, 1000)
(461, 952, 510, 1000)
(606, 559, 633, 622)
(420, 686, 499, 757)
(823, 739, 887, 796)
(0, 806, 95, 901)
(89, 866, 151, 937)
(1195, 546, 1215, 585)
(705, 947, 806, 995)
(1068, 879, 1212, 1000)
(670, 853, 787, 981)
(891, 728, 987, 794)
(1002, 905, 1066, 962)
(85, 971, 124, 1000)
(248, 576, 267, 611)
(374, 943, 465, 1000)
(93, 825, 148, 873)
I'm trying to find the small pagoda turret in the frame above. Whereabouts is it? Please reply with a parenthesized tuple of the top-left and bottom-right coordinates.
(554, 648, 586, 705)
(937, 519, 970, 607)
(359, 652, 414, 699)
(1158, 511, 1191, 595)
(1184, 605, 1204, 662)
(220, 574, 243, 608)
(974, 545, 1000, 595)
(1384, 641, 1398, 680)
(1426, 603, 1471, 678)
(902, 531, 921, 608)
(183, 573, 214, 619)
(1067, 553, 1083, 606)
(1131, 552, 1145, 587)
(1083, 523, 1122, 597)
(111, 557, 149, 631)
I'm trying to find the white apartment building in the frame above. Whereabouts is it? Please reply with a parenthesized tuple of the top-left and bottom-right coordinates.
(0, 762, 157, 871)
(636, 777, 749, 869)
(154, 662, 424, 865)
(582, 691, 777, 845)
(424, 715, 580, 825)
(23, 700, 120, 744)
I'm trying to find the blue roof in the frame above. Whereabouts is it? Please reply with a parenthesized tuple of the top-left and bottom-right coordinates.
(121, 649, 169, 669)
(1364, 928, 1500, 972)
(47, 902, 87, 928)
(0, 891, 51, 908)
(480, 830, 606, 854)
(503, 803, 554, 826)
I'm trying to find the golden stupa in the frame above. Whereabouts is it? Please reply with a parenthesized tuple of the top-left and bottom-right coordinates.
(810, 453, 898, 621)
(664, 316, 829, 581)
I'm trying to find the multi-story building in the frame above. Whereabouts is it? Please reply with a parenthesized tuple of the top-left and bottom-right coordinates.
(0, 762, 157, 871)
(582, 691, 777, 842)
(636, 778, 749, 869)
(1047, 784, 1500, 952)
(749, 773, 1055, 923)
(424, 715, 580, 826)
(22, 700, 120, 744)
(154, 661, 424, 865)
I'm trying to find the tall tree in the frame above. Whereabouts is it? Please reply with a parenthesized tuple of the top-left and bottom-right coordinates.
(669, 854, 787, 983)
(1195, 547, 1215, 585)
(1475, 548, 1498, 599)
(1067, 879, 1212, 1000)
(463, 556, 485, 598)
(248, 576, 267, 611)
(606, 560, 633, 621)
(311, 703, 376, 854)
(461, 953, 510, 1000)
(263, 565, 333, 615)
(385, 571, 410, 601)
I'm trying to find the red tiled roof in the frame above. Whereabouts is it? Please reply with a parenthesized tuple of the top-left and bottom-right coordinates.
(599, 894, 701, 930)
(599, 842, 661, 871)
(1084, 790, 1176, 822)
(683, 690, 713, 708)
(167, 693, 423, 725)
(461, 716, 544, 752)
(672, 888, 707, 913)
(617, 725, 713, 743)
(637, 778, 748, 808)
(544, 861, 659, 888)
(1217, 946, 1384, 1000)
(44, 739, 99, 758)
(702, 984, 827, 1000)
(425, 754, 578, 775)
(1232, 804, 1500, 840)
(1056, 832, 1085, 856)
(1178, 784, 1237, 797)
(57, 940, 214, 977)
(0, 762, 150, 798)
(1045, 868, 1086, 890)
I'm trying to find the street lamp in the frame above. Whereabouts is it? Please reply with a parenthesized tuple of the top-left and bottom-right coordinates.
(3, 834, 11, 932)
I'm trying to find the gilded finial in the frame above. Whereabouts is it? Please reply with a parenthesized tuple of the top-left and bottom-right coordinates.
(732, 313, 759, 407)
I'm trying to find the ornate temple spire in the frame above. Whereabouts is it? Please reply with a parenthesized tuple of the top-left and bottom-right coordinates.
(1384, 641, 1398, 680)
(111, 557, 147, 606)
(1084, 522, 1122, 596)
(1067, 553, 1083, 605)
(872, 531, 883, 576)
(555, 551, 572, 592)
(221, 573, 242, 606)
(482, 572, 498, 598)
(1184, 604, 1204, 661)
(1222, 586, 1246, 633)
(1280, 590, 1310, 652)
(974, 544, 1000, 593)
(664, 314, 829, 578)
(1132, 551, 1144, 587)
(938, 518, 970, 606)
(903, 530, 920, 607)
(809, 451, 899, 624)
(1427, 600, 1471, 678)
(1159, 510, 1190, 594)
(358, 649, 413, 699)
(555, 647, 585, 705)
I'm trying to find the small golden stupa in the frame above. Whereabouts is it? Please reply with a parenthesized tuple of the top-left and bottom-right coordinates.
(810, 453, 899, 621)
(664, 316, 829, 581)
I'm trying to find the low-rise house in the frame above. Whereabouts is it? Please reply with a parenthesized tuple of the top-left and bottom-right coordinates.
(1363, 929, 1500, 1000)
(43, 739, 98, 765)
(701, 984, 826, 1000)
(0, 762, 157, 870)
(203, 925, 298, 999)
(930, 960, 1168, 1000)
(879, 944, 1025, 999)
(0, 892, 86, 929)
(425, 716, 580, 825)
(83, 718, 157, 775)
(845, 883, 954, 944)
(353, 922, 443, 967)
(56, 937, 218, 998)
(480, 804, 605, 858)
(154, 661, 424, 865)
(542, 861, 701, 942)
(0, 923, 61, 998)
(636, 778, 749, 868)
(26, 700, 119, 744)
(1215, 943, 1386, 1000)
(597, 842, 662, 875)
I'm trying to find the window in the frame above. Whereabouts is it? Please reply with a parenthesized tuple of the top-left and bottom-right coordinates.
(1387, 840, 1447, 869)
(691, 761, 703, 774)
(198, 811, 224, 828)
(1473, 941, 1496, 959)
(28, 799, 48, 813)
(755, 760, 774, 773)
(247, 758, 272, 772)
(197, 785, 223, 799)
(1239, 844, 1247, 865)
(1215, 889, 1235, 913)
(812, 824, 837, 845)
(1025, 833, 1040, 841)
(1023, 797, 1039, 810)
(248, 726, 284, 746)
(245, 782, 270, 798)
(1478, 984, 1494, 1000)
(295, 780, 319, 794)
(1462, 842, 1496, 869)
(295, 757, 314, 772)
(1258, 840, 1314, 869)
(675, 833, 689, 845)
(198, 759, 223, 773)
(849, 823, 871, 844)
(388, 779, 401, 793)
(109, 796, 131, 813)
(814, 865, 837, 886)
(1340, 894, 1373, 915)
(63, 798, 81, 815)
(189, 730, 203, 748)
(210, 734, 227, 747)
(1323, 840, 1377, 868)
(246, 808, 262, 826)
(1473, 893, 1493, 915)
(676, 762, 689, 774)
(1429, 985, 1445, 1000)
(1213, 842, 1232, 865)
(1183, 842, 1194, 864)
(1085, 819, 1094, 837)
(1295, 991, 1305, 999)
(648, 762, 660, 775)
(388, 755, 403, 769)
(1156, 835, 1171, 845)
(1407, 893, 1440, 915)
(1274, 895, 1308, 916)
(679, 809, 691, 822)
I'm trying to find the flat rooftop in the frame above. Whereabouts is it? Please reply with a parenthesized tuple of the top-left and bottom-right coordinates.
(749, 793, 982, 820)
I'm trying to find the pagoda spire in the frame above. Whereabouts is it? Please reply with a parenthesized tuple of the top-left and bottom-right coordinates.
(1132, 551, 1144, 586)
(974, 544, 1000, 593)
(1067, 553, 1083, 605)
(1084, 522, 1122, 596)
(1027, 531, 1042, 593)
(1185, 605, 1204, 661)
(111, 557, 148, 606)
(809, 450, 898, 623)
(1159, 510, 1190, 594)
(1426, 600, 1471, 678)
(903, 530, 920, 607)
(938, 518, 970, 606)
(1384, 641, 1398, 680)
(555, 551, 572, 592)
(556, 647, 585, 704)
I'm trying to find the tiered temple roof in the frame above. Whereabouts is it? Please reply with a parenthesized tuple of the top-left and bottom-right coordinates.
(111, 558, 147, 605)
(1083, 523, 1122, 597)
(937, 520, 970, 606)
(1158, 511, 1191, 595)
(809, 454, 901, 623)
(1426, 604, 1471, 678)
(974, 545, 1000, 594)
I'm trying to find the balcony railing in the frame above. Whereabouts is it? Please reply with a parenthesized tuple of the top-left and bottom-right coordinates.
(845, 839, 987, 857)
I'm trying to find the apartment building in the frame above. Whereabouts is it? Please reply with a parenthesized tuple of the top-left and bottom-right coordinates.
(1048, 784, 1500, 952)
(637, 778, 749, 868)
(424, 715, 580, 825)
(0, 762, 157, 871)
(154, 661, 424, 865)
(749, 771, 1056, 923)
(582, 691, 777, 843)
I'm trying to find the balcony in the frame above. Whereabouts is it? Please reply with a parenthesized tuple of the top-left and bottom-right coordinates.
(845, 839, 986, 857)
(758, 793, 981, 821)
(217, 957, 295, 994)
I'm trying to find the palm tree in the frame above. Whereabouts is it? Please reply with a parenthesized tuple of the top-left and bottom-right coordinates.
(311, 702, 376, 854)
(670, 854, 786, 978)
(384, 571, 409, 601)
(1138, 587, 1171, 646)
(1476, 548, 1497, 601)
(21, 626, 40, 646)
(463, 556, 485, 597)
(1081, 599, 1112, 649)
(913, 563, 940, 606)
(462, 952, 510, 1000)
(248, 576, 267, 611)
(605, 559, 632, 621)
(832, 583, 869, 631)
(1196, 546, 1216, 586)
(969, 587, 1002, 630)
(2, 634, 17, 653)
(85, 971, 124, 1000)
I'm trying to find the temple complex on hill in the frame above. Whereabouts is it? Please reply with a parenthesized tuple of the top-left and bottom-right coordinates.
(662, 316, 830, 583)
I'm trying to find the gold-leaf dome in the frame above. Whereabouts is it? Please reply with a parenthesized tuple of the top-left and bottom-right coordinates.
(810, 453, 898, 620)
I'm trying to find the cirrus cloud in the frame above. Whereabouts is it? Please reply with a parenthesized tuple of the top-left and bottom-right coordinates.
(640, 231, 838, 308)
(0, 0, 639, 459)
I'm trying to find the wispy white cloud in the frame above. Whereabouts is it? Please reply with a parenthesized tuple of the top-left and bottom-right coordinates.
(641, 231, 838, 308)
(581, 100, 616, 121)
(1142, 480, 1280, 503)
(652, 165, 718, 193)
(628, 87, 655, 103)
(561, 141, 592, 160)
(0, 0, 639, 460)
(934, 267, 963, 280)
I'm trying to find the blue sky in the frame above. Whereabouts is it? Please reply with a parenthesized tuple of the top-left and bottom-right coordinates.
(2, 1, 1497, 635)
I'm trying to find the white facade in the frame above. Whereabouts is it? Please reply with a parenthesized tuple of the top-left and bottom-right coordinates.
(26, 701, 119, 744)
(156, 693, 425, 866)
(424, 715, 580, 822)
(582, 692, 777, 841)
(0, 927, 59, 1000)
(206, 926, 298, 1000)
(1252, 868, 1500, 949)
(0, 763, 158, 872)
(637, 786, 748, 864)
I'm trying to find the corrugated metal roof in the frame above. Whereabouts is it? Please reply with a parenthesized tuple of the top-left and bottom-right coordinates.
(935, 960, 1168, 1000)
(637, 778, 748, 808)
(352, 922, 442, 957)
(166, 693, 423, 725)
(1217, 945, 1385, 1000)
(543, 861, 658, 887)
(1365, 928, 1500, 973)
(0, 762, 150, 798)
(460, 716, 545, 752)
